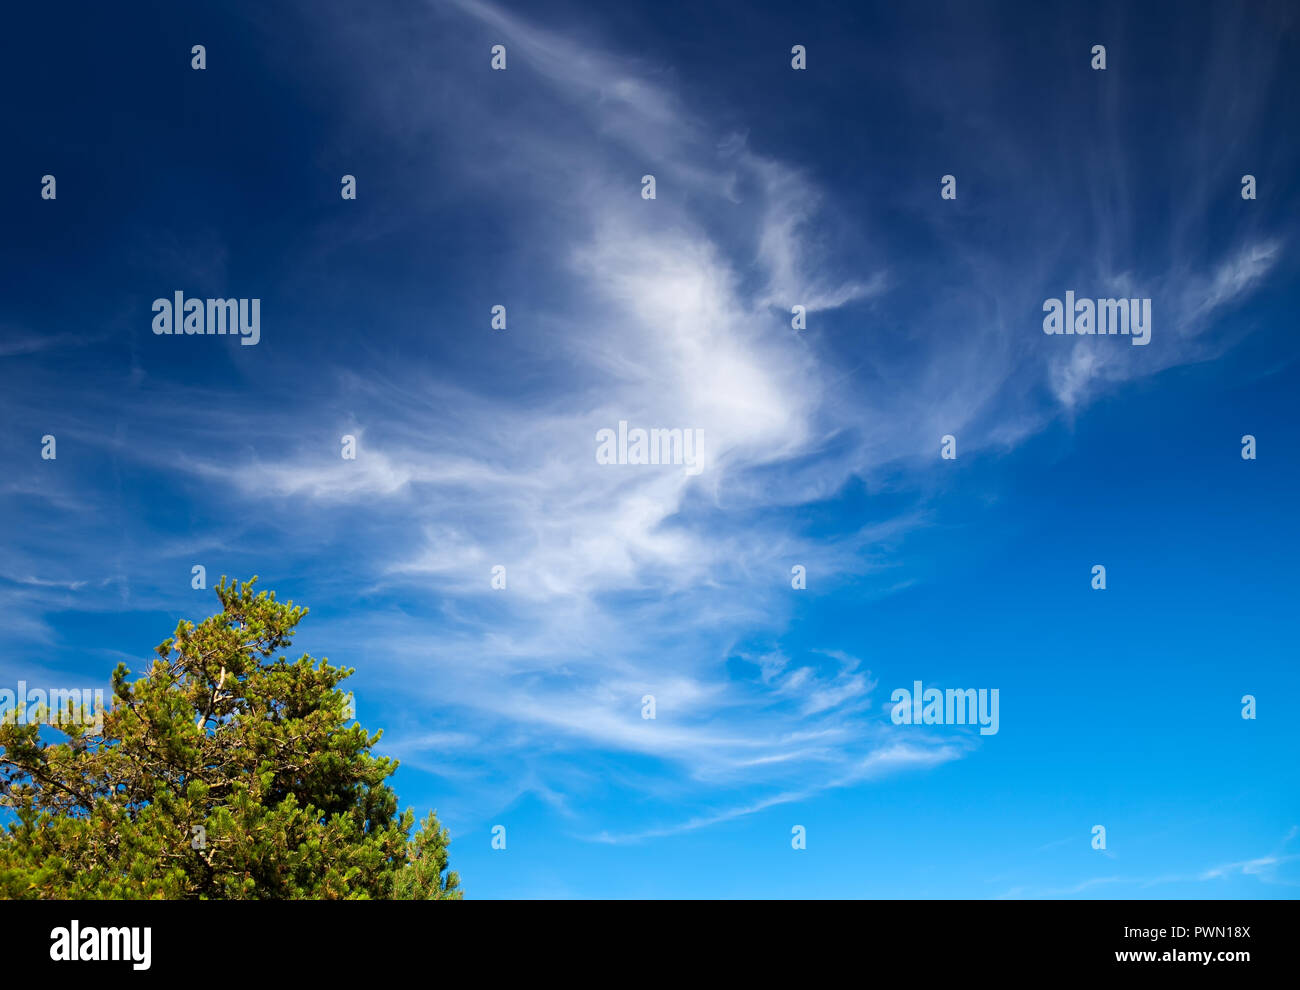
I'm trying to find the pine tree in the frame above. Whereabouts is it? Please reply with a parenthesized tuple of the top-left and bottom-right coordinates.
(0, 577, 461, 900)
(393, 811, 461, 899)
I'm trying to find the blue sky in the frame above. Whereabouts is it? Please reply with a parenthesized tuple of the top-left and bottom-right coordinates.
(1, 0, 1298, 898)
